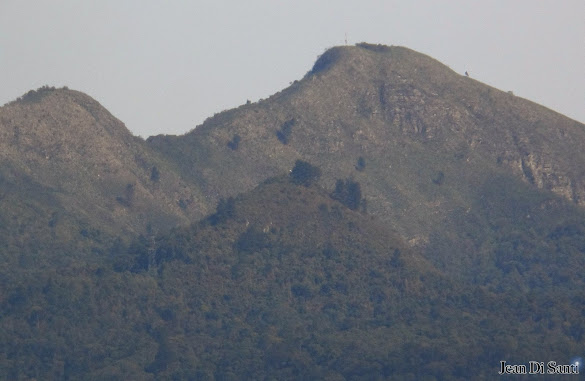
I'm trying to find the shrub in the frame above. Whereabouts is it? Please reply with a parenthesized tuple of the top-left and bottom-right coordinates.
(209, 197, 236, 225)
(227, 134, 241, 150)
(356, 156, 366, 171)
(308, 48, 342, 75)
(290, 160, 321, 187)
(291, 284, 312, 299)
(16, 85, 56, 104)
(276, 119, 295, 144)
(356, 43, 392, 53)
(116, 184, 135, 207)
(331, 179, 363, 210)
(235, 226, 270, 253)
(432, 171, 445, 185)
(150, 166, 160, 182)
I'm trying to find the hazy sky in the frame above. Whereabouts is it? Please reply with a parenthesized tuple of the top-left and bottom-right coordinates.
(1, 1, 583, 137)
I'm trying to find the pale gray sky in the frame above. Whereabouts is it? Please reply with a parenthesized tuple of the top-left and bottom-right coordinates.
(1, 1, 583, 137)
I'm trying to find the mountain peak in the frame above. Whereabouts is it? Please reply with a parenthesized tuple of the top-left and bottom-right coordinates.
(0, 86, 137, 176)
(149, 42, 585, 252)
(306, 43, 458, 84)
(2, 86, 133, 138)
(0, 86, 208, 237)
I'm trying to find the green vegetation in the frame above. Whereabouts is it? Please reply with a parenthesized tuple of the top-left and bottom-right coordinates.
(150, 166, 160, 182)
(331, 178, 364, 210)
(208, 197, 236, 226)
(289, 160, 321, 187)
(432, 170, 444, 185)
(2, 178, 584, 379)
(115, 183, 136, 207)
(355, 156, 366, 171)
(227, 134, 241, 150)
(276, 118, 295, 144)
(13, 85, 57, 104)
(356, 42, 393, 53)
(308, 47, 342, 75)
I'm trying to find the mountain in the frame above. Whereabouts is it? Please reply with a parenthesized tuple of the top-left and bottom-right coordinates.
(1, 45, 585, 379)
(0, 87, 214, 234)
(148, 43, 585, 279)
(151, 43, 585, 206)
(0, 86, 211, 265)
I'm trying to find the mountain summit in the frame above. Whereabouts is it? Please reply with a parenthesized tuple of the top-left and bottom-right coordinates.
(147, 43, 585, 274)
(0, 87, 207, 241)
(151, 43, 585, 206)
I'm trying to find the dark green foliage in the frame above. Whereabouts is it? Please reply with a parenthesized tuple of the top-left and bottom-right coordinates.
(125, 234, 152, 272)
(235, 225, 271, 253)
(276, 119, 295, 144)
(208, 197, 236, 225)
(355, 156, 366, 171)
(115, 196, 129, 206)
(290, 160, 321, 187)
(291, 284, 312, 298)
(227, 134, 241, 150)
(331, 179, 363, 210)
(390, 249, 404, 268)
(177, 198, 189, 210)
(322, 243, 339, 259)
(309, 48, 342, 75)
(154, 240, 189, 267)
(432, 171, 445, 185)
(145, 330, 176, 374)
(356, 42, 392, 53)
(125, 184, 135, 202)
(79, 225, 101, 240)
(2, 178, 585, 379)
(116, 183, 135, 207)
(15, 85, 56, 104)
(150, 166, 160, 182)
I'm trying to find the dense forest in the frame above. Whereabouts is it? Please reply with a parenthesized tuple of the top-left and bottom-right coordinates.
(1, 171, 584, 379)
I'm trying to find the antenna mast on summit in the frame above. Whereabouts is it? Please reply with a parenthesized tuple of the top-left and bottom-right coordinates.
(345, 32, 348, 45)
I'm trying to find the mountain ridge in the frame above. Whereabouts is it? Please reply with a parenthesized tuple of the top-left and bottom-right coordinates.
(3, 45, 584, 257)
(0, 86, 211, 248)
(145, 44, 585, 279)
(2, 44, 585, 379)
(149, 43, 585, 206)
